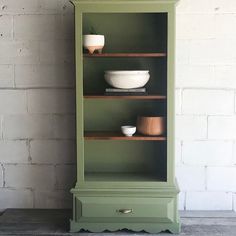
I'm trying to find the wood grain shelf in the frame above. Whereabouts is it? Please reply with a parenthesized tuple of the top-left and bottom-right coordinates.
(85, 172, 166, 182)
(84, 131, 166, 141)
(84, 95, 167, 100)
(83, 53, 167, 58)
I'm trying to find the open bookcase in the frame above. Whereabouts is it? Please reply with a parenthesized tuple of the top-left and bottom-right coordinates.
(71, 0, 180, 234)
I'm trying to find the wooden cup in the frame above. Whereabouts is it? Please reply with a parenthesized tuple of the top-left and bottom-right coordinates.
(137, 116, 165, 136)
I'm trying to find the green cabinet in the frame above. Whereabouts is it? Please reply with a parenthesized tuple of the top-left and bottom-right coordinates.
(71, 0, 180, 233)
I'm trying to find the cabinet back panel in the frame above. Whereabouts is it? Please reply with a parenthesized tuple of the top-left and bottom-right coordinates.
(84, 100, 166, 131)
(84, 140, 167, 180)
(83, 58, 167, 94)
(83, 13, 167, 53)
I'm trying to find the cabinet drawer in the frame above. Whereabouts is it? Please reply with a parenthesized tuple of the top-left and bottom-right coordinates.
(78, 197, 174, 222)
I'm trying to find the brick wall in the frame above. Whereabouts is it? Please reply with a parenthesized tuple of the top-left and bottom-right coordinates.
(176, 0, 236, 210)
(0, 0, 235, 211)
(0, 0, 76, 209)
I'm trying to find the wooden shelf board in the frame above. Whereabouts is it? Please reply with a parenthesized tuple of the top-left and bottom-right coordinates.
(84, 53, 167, 58)
(84, 95, 166, 100)
(85, 172, 166, 182)
(84, 131, 166, 141)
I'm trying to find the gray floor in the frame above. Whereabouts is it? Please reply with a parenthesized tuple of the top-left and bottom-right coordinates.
(0, 209, 236, 236)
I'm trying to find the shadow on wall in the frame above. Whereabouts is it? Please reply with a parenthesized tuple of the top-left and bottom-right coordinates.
(0, 0, 77, 209)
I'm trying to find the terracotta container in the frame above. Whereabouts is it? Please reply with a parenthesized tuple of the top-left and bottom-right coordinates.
(137, 116, 165, 136)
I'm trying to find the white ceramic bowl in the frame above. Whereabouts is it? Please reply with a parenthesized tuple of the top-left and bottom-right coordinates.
(104, 70, 150, 89)
(121, 126, 136, 137)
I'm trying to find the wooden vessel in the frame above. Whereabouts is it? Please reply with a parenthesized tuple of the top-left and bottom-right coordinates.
(137, 116, 165, 136)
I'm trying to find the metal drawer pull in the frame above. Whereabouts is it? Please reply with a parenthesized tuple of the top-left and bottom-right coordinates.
(117, 209, 133, 214)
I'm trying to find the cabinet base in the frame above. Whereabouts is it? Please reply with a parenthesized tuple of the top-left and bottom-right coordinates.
(70, 184, 180, 234)
(70, 220, 180, 234)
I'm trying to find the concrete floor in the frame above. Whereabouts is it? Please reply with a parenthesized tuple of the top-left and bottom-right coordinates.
(0, 209, 236, 236)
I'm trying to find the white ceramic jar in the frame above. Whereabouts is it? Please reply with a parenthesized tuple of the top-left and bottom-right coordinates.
(83, 35, 105, 54)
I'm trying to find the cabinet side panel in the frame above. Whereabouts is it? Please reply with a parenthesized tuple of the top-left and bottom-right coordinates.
(75, 7, 84, 183)
(167, 6, 175, 185)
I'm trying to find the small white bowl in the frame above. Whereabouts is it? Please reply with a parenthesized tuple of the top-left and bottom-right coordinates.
(104, 70, 150, 89)
(121, 126, 136, 137)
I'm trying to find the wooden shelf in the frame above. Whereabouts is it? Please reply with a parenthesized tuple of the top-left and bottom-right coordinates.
(84, 131, 166, 141)
(84, 53, 167, 58)
(84, 95, 166, 100)
(85, 172, 166, 182)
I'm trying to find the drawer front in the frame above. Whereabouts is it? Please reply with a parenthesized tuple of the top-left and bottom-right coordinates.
(78, 197, 175, 223)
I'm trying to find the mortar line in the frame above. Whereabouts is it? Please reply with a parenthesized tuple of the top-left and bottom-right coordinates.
(27, 139, 32, 163)
(233, 89, 235, 115)
(1, 116, 4, 139)
(232, 192, 234, 211)
(206, 115, 209, 139)
(12, 14, 15, 41)
(180, 140, 183, 164)
(2, 164, 5, 188)
(184, 191, 187, 211)
(204, 166, 207, 191)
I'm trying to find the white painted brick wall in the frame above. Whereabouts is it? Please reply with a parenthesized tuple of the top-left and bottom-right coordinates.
(28, 89, 75, 114)
(3, 114, 53, 139)
(234, 194, 236, 211)
(175, 89, 182, 114)
(186, 192, 233, 210)
(176, 115, 207, 139)
(176, 65, 214, 88)
(182, 141, 233, 166)
(52, 115, 75, 139)
(34, 190, 72, 208)
(214, 0, 236, 13)
(176, 166, 206, 191)
(176, 0, 236, 211)
(0, 15, 13, 40)
(30, 140, 75, 164)
(0, 90, 27, 114)
(14, 15, 58, 40)
(0, 140, 29, 163)
(175, 140, 182, 165)
(15, 65, 75, 88)
(177, 0, 214, 13)
(178, 192, 185, 210)
(207, 167, 236, 191)
(182, 89, 234, 115)
(0, 0, 75, 210)
(208, 116, 236, 140)
(0, 0, 235, 211)
(0, 41, 39, 64)
(55, 165, 76, 190)
(5, 164, 55, 189)
(234, 142, 236, 165)
(0, 188, 33, 209)
(0, 165, 3, 187)
(176, 14, 214, 39)
(0, 65, 14, 87)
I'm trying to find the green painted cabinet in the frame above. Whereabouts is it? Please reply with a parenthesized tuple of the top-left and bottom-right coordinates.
(70, 0, 180, 233)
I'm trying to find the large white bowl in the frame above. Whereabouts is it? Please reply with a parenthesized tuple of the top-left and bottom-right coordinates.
(104, 70, 150, 89)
